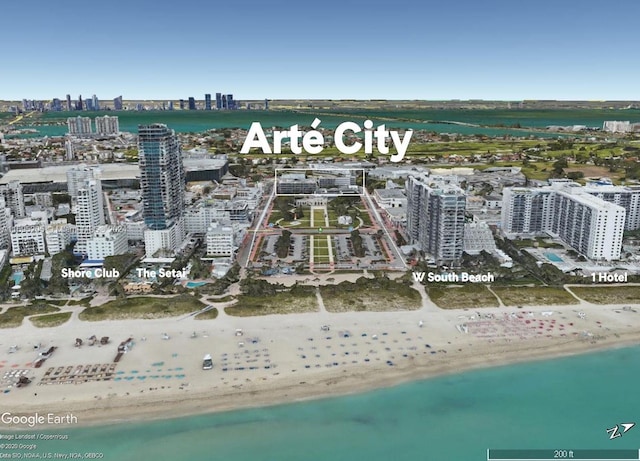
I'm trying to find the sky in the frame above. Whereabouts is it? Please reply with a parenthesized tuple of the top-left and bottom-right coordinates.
(2, 0, 639, 101)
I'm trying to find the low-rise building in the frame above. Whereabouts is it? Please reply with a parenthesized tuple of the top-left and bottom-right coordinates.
(206, 222, 234, 257)
(184, 206, 231, 234)
(277, 174, 317, 194)
(45, 220, 76, 255)
(144, 219, 185, 258)
(86, 225, 128, 260)
(10, 220, 46, 257)
(373, 189, 407, 208)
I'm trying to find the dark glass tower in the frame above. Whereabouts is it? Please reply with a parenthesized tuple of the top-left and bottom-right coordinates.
(138, 124, 185, 230)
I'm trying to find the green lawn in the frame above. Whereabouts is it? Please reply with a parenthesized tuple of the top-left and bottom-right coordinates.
(570, 286, 640, 305)
(226, 290, 318, 316)
(491, 286, 578, 306)
(70, 296, 93, 305)
(321, 277, 421, 312)
(195, 308, 219, 320)
(426, 285, 500, 309)
(512, 238, 564, 249)
(355, 208, 373, 227)
(0, 304, 60, 328)
(44, 299, 70, 306)
(207, 295, 236, 303)
(79, 295, 205, 321)
(312, 236, 331, 263)
(30, 312, 73, 328)
(312, 208, 327, 227)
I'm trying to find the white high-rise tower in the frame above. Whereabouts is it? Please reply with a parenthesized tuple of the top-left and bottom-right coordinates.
(75, 179, 105, 255)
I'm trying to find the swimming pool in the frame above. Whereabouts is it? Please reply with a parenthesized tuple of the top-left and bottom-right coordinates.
(12, 272, 24, 285)
(185, 281, 207, 288)
(544, 253, 564, 263)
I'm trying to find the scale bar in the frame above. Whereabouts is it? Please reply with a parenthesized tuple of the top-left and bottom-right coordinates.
(487, 449, 640, 461)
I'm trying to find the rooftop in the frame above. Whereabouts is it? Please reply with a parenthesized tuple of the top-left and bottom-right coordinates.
(0, 158, 228, 185)
(374, 189, 406, 199)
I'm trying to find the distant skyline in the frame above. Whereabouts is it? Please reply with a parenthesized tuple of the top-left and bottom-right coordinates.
(3, 0, 639, 101)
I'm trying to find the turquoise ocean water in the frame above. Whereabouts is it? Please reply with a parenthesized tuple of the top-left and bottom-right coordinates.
(11, 346, 640, 461)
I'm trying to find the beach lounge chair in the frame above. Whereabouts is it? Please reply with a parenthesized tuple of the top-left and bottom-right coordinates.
(16, 376, 31, 387)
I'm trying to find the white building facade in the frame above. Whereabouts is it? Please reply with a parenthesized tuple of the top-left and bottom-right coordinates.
(94, 116, 120, 135)
(0, 180, 25, 218)
(11, 222, 46, 257)
(75, 179, 105, 255)
(502, 184, 626, 261)
(67, 116, 92, 136)
(143, 218, 185, 258)
(406, 174, 466, 265)
(206, 222, 234, 257)
(0, 197, 10, 250)
(87, 225, 128, 260)
(45, 221, 76, 255)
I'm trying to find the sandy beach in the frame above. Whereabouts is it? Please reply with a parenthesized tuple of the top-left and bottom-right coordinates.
(1, 296, 640, 428)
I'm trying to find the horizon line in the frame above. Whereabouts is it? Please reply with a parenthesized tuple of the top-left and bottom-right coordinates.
(5, 98, 640, 103)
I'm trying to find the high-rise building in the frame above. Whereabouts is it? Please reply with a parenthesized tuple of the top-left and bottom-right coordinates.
(113, 96, 123, 110)
(205, 94, 212, 110)
(0, 180, 26, 218)
(188, 97, 196, 110)
(168, 101, 174, 111)
(501, 187, 555, 234)
(215, 93, 222, 110)
(92, 94, 99, 111)
(226, 94, 234, 110)
(86, 99, 94, 111)
(603, 121, 631, 133)
(75, 179, 105, 255)
(583, 184, 640, 231)
(66, 165, 98, 198)
(0, 196, 9, 250)
(264, 99, 269, 110)
(221, 95, 227, 110)
(64, 140, 75, 160)
(67, 116, 92, 135)
(502, 183, 626, 261)
(51, 98, 62, 111)
(179, 99, 185, 110)
(139, 124, 186, 257)
(406, 175, 466, 265)
(66, 94, 72, 111)
(77, 95, 83, 111)
(138, 124, 185, 231)
(95, 115, 120, 135)
(552, 192, 624, 261)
